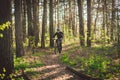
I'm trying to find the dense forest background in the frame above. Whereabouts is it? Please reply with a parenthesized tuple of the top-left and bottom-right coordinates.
(0, 0, 120, 80)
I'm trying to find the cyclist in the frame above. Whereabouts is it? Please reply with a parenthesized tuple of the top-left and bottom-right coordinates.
(53, 27, 64, 53)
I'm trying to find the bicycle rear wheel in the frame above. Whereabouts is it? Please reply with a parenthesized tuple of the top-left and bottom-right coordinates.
(54, 41, 57, 54)
(57, 39, 61, 53)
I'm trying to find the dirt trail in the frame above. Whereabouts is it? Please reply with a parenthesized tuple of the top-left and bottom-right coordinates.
(26, 43, 81, 80)
(34, 53, 80, 80)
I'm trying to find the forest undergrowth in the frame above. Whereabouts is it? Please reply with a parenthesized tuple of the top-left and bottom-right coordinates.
(60, 44, 120, 80)
(13, 40, 120, 80)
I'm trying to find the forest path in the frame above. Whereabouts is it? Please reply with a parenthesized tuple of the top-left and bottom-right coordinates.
(31, 43, 81, 80)
(36, 54, 79, 80)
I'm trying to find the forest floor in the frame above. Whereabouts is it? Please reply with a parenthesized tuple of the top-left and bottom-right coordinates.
(25, 43, 81, 80)
(15, 42, 120, 80)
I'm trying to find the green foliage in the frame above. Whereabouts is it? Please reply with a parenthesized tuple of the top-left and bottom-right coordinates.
(60, 53, 69, 64)
(14, 57, 44, 71)
(14, 57, 29, 70)
(0, 68, 6, 79)
(0, 34, 3, 37)
(0, 21, 10, 30)
(69, 60, 76, 66)
(13, 57, 44, 79)
(32, 52, 43, 57)
(0, 21, 11, 38)
(117, 47, 120, 52)
(76, 54, 112, 78)
(93, 46, 109, 51)
(14, 51, 45, 79)
(100, 46, 109, 51)
(28, 60, 44, 68)
(60, 53, 76, 66)
(15, 77, 24, 80)
(87, 55, 109, 72)
(60, 41, 119, 79)
(29, 36, 35, 47)
(0, 68, 16, 80)
(80, 36, 84, 40)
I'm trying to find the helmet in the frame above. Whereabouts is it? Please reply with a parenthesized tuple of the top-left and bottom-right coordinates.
(57, 27, 60, 31)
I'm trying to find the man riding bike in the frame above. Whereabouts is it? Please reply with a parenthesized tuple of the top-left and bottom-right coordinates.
(53, 27, 64, 53)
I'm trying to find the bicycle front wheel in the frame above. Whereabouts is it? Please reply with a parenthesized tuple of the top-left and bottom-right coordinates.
(54, 42, 57, 54)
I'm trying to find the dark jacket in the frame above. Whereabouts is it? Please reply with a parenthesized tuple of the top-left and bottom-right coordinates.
(53, 31, 64, 39)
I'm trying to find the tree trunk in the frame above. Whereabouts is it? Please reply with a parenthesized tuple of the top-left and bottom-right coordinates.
(77, 0, 85, 46)
(68, 0, 72, 35)
(105, 1, 110, 44)
(54, 1, 57, 30)
(57, 0, 60, 27)
(63, 0, 66, 41)
(102, 0, 106, 45)
(93, 0, 100, 40)
(26, 0, 34, 47)
(72, 0, 77, 36)
(0, 0, 14, 79)
(14, 0, 24, 57)
(117, 6, 120, 46)
(33, 0, 39, 47)
(49, 0, 54, 47)
(41, 0, 47, 48)
(111, 0, 115, 41)
(87, 0, 92, 47)
(22, 0, 27, 42)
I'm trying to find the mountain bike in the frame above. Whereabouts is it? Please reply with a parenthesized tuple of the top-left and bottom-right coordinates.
(53, 38, 62, 54)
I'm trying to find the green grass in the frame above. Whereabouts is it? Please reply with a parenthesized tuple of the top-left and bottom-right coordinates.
(14, 57, 44, 70)
(28, 60, 44, 68)
(15, 77, 24, 80)
(76, 54, 111, 78)
(60, 53, 69, 64)
(69, 60, 77, 66)
(14, 57, 29, 70)
(60, 45, 120, 79)
(14, 51, 45, 79)
(60, 52, 77, 67)
(32, 51, 43, 57)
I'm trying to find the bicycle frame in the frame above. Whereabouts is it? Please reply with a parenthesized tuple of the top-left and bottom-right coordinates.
(54, 40, 57, 54)
(53, 38, 61, 54)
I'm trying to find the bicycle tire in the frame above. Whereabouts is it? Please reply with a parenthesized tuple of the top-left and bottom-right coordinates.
(57, 39, 61, 53)
(54, 39, 61, 54)
(54, 41, 57, 54)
